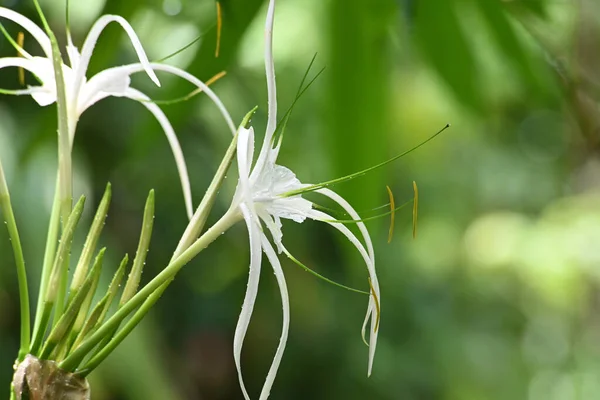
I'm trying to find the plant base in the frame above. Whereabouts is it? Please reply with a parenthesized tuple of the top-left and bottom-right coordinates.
(12, 355, 90, 400)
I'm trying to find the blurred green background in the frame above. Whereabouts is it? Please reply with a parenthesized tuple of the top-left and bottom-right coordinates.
(1, 0, 600, 398)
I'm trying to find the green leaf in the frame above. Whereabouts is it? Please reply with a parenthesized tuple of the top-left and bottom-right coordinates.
(69, 183, 112, 298)
(414, 0, 482, 111)
(40, 248, 105, 360)
(120, 190, 155, 306)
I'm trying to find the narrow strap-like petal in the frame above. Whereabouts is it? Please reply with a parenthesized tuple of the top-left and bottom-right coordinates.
(124, 88, 194, 219)
(72, 14, 160, 116)
(237, 126, 255, 192)
(149, 63, 236, 136)
(87, 63, 236, 136)
(251, 0, 277, 180)
(0, 7, 52, 57)
(313, 188, 380, 375)
(316, 188, 375, 262)
(0, 57, 56, 106)
(259, 233, 290, 400)
(77, 67, 132, 115)
(264, 0, 277, 143)
(234, 203, 264, 400)
(308, 208, 379, 376)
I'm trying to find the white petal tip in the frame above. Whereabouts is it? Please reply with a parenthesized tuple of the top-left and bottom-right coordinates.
(150, 74, 161, 87)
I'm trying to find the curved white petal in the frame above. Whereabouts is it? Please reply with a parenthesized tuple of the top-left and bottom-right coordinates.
(259, 233, 290, 400)
(85, 63, 237, 136)
(313, 188, 379, 375)
(78, 67, 133, 114)
(0, 7, 52, 57)
(237, 126, 255, 194)
(234, 203, 263, 400)
(308, 208, 379, 376)
(258, 210, 283, 252)
(0, 57, 56, 106)
(123, 87, 193, 219)
(149, 63, 236, 136)
(315, 188, 375, 262)
(72, 14, 160, 116)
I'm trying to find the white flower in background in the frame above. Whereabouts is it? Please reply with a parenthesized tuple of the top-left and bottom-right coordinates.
(230, 1, 380, 398)
(0, 8, 237, 218)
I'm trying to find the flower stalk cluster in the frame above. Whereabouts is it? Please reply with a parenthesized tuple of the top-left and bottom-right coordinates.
(0, 0, 445, 398)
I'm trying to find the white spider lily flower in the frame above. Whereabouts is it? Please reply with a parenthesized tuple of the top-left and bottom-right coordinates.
(0, 8, 235, 218)
(230, 1, 380, 398)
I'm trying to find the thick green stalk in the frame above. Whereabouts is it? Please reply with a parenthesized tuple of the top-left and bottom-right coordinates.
(32, 0, 73, 226)
(174, 128, 240, 255)
(30, 197, 86, 355)
(0, 159, 30, 360)
(60, 209, 241, 372)
(31, 178, 60, 349)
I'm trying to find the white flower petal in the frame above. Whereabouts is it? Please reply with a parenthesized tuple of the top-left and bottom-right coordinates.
(316, 188, 375, 262)
(149, 63, 236, 135)
(308, 207, 379, 376)
(86, 63, 237, 136)
(259, 233, 290, 400)
(78, 67, 133, 113)
(251, 0, 278, 180)
(72, 14, 160, 114)
(0, 7, 52, 57)
(124, 87, 194, 219)
(258, 210, 283, 252)
(0, 57, 56, 106)
(264, 0, 277, 143)
(66, 37, 81, 70)
(237, 126, 255, 195)
(234, 203, 263, 400)
(314, 189, 379, 375)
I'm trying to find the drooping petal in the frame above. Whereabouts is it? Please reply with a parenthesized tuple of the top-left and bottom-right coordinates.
(314, 188, 380, 375)
(124, 87, 193, 219)
(234, 203, 263, 400)
(257, 210, 283, 252)
(259, 233, 290, 400)
(72, 14, 160, 114)
(149, 63, 237, 136)
(308, 208, 379, 376)
(81, 63, 237, 136)
(0, 56, 55, 105)
(315, 188, 375, 262)
(0, 7, 52, 57)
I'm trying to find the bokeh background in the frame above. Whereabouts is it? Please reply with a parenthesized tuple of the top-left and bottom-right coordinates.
(1, 0, 600, 398)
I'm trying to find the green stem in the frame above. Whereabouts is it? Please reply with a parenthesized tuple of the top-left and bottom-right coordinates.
(30, 179, 60, 353)
(32, 0, 73, 226)
(60, 208, 241, 372)
(0, 160, 30, 360)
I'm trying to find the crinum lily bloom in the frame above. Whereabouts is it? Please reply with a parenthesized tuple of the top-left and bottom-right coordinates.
(0, 7, 236, 218)
(230, 1, 380, 398)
